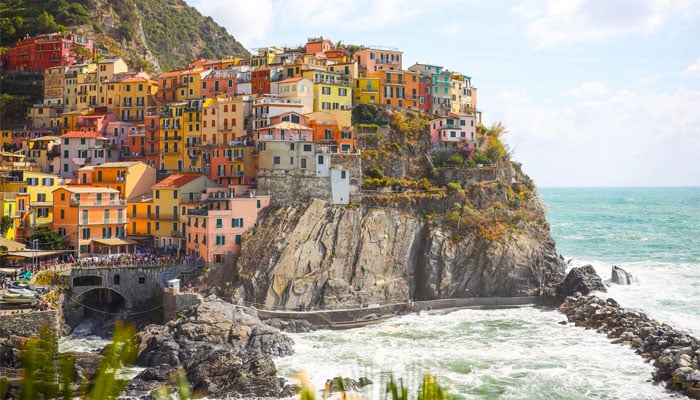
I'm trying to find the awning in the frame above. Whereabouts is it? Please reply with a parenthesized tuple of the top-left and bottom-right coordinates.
(91, 238, 136, 246)
(5, 250, 64, 259)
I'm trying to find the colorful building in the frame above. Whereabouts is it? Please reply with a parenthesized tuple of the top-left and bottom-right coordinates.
(81, 161, 156, 201)
(59, 131, 116, 178)
(183, 189, 270, 265)
(151, 173, 217, 250)
(52, 186, 130, 257)
(276, 77, 314, 114)
(353, 46, 402, 77)
(4, 33, 95, 73)
(429, 112, 478, 151)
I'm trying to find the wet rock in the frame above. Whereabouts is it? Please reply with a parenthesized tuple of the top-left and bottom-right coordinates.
(611, 265, 636, 285)
(557, 265, 606, 300)
(560, 294, 700, 399)
(131, 297, 295, 399)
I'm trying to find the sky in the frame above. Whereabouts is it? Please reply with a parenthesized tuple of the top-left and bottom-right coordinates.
(184, 0, 700, 187)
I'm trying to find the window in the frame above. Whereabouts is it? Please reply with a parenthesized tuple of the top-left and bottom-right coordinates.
(138, 277, 145, 284)
(216, 218, 223, 228)
(257, 199, 261, 208)
(338, 88, 347, 96)
(155, 190, 160, 199)
(322, 87, 331, 95)
(303, 144, 312, 152)
(318, 155, 324, 164)
(322, 102, 331, 110)
(114, 275, 120, 285)
(273, 156, 280, 165)
(60, 210, 65, 219)
(235, 235, 241, 245)
(341, 170, 347, 179)
(173, 191, 178, 199)
(301, 158, 307, 169)
(216, 235, 226, 245)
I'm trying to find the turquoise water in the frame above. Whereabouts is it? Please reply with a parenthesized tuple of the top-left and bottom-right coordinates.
(540, 187, 700, 264)
(277, 187, 700, 398)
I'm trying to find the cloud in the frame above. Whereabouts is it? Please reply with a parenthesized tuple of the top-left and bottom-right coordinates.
(186, 0, 480, 46)
(185, 0, 274, 46)
(519, 0, 700, 48)
(681, 57, 700, 78)
(483, 86, 700, 187)
(568, 81, 610, 97)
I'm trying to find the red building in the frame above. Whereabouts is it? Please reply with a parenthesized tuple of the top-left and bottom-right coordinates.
(418, 74, 432, 112)
(251, 68, 271, 95)
(4, 33, 95, 73)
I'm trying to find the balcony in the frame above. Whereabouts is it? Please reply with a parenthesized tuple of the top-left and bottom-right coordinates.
(187, 208, 209, 216)
(70, 198, 127, 206)
(156, 213, 179, 221)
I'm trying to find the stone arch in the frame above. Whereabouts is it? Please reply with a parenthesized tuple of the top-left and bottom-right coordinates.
(78, 286, 131, 310)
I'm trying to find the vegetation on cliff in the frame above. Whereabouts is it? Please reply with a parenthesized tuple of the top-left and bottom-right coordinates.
(358, 106, 540, 244)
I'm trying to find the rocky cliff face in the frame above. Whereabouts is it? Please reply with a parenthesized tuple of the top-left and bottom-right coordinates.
(235, 182, 565, 310)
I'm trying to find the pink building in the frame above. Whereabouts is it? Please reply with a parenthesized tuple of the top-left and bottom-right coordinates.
(353, 46, 403, 77)
(201, 69, 237, 98)
(429, 112, 477, 151)
(184, 189, 270, 265)
(75, 111, 118, 135)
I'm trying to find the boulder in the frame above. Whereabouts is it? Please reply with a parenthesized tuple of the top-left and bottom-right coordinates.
(611, 265, 636, 285)
(131, 297, 295, 399)
(557, 265, 606, 300)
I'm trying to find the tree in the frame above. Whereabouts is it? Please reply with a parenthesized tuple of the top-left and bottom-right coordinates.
(351, 103, 378, 125)
(1, 216, 12, 237)
(28, 227, 65, 250)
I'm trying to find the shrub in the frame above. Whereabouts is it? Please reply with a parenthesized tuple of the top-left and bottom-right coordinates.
(366, 166, 384, 179)
(446, 182, 461, 194)
(447, 154, 464, 166)
(472, 152, 489, 165)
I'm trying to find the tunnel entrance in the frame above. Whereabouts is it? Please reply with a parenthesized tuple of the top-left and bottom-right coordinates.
(73, 288, 128, 337)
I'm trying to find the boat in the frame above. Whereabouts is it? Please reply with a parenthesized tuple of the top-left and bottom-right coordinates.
(2, 292, 36, 304)
(7, 287, 36, 295)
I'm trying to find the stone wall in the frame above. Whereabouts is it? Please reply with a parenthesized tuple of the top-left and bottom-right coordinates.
(0, 310, 59, 339)
(257, 153, 362, 206)
(437, 165, 504, 186)
(163, 292, 202, 321)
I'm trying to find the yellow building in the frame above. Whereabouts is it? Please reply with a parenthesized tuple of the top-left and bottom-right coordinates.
(21, 136, 61, 174)
(126, 195, 154, 239)
(202, 96, 247, 146)
(61, 110, 87, 135)
(353, 77, 381, 104)
(63, 64, 97, 112)
(0, 193, 19, 241)
(22, 171, 63, 229)
(151, 173, 217, 250)
(103, 75, 158, 122)
(304, 69, 353, 127)
(159, 102, 185, 171)
(157, 68, 204, 103)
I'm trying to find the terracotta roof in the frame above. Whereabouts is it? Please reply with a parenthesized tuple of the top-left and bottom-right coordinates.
(96, 161, 141, 168)
(278, 76, 308, 84)
(61, 131, 104, 139)
(55, 186, 120, 194)
(153, 173, 204, 189)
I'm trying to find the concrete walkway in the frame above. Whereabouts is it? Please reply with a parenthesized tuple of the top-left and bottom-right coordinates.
(257, 296, 539, 329)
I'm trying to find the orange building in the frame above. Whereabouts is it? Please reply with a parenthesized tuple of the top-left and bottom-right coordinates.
(53, 186, 131, 257)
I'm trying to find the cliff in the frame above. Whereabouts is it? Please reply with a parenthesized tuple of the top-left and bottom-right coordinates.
(233, 162, 565, 310)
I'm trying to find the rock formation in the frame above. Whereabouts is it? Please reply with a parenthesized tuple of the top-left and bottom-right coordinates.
(611, 265, 636, 285)
(235, 193, 565, 311)
(560, 294, 700, 399)
(557, 264, 607, 299)
(126, 298, 296, 398)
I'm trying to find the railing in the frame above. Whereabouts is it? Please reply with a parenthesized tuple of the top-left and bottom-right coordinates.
(70, 199, 127, 206)
(187, 208, 209, 216)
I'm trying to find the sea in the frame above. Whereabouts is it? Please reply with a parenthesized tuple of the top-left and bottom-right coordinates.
(274, 187, 700, 399)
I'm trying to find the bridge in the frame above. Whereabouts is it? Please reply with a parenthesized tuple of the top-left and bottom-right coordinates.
(64, 262, 200, 326)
